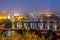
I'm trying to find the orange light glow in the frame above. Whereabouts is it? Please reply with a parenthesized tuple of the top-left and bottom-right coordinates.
(45, 12, 51, 17)
(0, 16, 2, 19)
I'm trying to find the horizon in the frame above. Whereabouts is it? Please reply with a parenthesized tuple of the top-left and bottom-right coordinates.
(0, 0, 60, 14)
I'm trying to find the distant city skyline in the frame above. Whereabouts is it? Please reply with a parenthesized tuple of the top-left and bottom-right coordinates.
(0, 0, 60, 14)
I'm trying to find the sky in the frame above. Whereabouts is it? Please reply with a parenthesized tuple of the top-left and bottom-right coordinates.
(0, 0, 60, 13)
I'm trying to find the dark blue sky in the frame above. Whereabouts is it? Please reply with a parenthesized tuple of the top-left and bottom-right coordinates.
(0, 0, 60, 13)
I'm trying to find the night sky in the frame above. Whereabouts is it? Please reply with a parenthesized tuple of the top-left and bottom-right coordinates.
(0, 0, 60, 13)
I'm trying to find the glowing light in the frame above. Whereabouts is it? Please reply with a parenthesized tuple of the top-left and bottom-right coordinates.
(8, 16, 10, 19)
(47, 14, 50, 17)
(3, 17, 7, 19)
(18, 16, 23, 19)
(0, 16, 7, 20)
(14, 12, 20, 16)
(11, 16, 14, 18)
(8, 14, 11, 19)
(45, 12, 51, 17)
(0, 16, 2, 19)
(14, 13, 20, 16)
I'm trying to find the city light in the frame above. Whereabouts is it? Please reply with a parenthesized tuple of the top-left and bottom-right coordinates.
(0, 16, 7, 20)
(0, 12, 60, 40)
(11, 16, 14, 19)
(8, 14, 11, 19)
(0, 0, 60, 40)
(45, 12, 52, 17)
(0, 16, 2, 19)
(14, 13, 20, 16)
